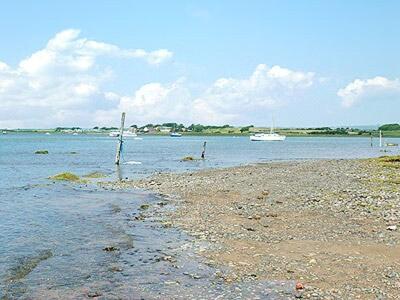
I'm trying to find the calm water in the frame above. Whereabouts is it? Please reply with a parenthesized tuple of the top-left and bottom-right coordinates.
(1, 133, 399, 298)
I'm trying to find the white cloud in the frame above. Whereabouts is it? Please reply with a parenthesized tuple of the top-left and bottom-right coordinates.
(338, 76, 400, 107)
(0, 29, 173, 128)
(18, 29, 172, 76)
(190, 64, 314, 124)
(0, 30, 315, 128)
(105, 64, 315, 125)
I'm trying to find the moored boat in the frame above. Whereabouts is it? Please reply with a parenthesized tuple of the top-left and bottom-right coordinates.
(109, 131, 138, 138)
(250, 119, 286, 141)
(250, 132, 286, 141)
(170, 132, 182, 137)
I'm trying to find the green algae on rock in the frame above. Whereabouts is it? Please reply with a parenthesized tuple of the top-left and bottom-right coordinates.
(83, 171, 107, 179)
(181, 156, 195, 161)
(139, 204, 150, 210)
(377, 155, 400, 168)
(35, 150, 49, 154)
(49, 172, 81, 182)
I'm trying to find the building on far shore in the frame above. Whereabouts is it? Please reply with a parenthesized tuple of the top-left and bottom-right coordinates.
(159, 126, 172, 133)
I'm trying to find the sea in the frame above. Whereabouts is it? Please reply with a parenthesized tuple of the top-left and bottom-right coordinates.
(1, 133, 399, 299)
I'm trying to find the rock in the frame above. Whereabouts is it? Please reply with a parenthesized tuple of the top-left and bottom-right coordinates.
(49, 172, 81, 182)
(182, 156, 195, 161)
(387, 225, 397, 231)
(83, 171, 107, 178)
(87, 291, 102, 298)
(139, 204, 150, 210)
(103, 246, 119, 252)
(35, 150, 49, 154)
(266, 213, 278, 218)
(296, 282, 305, 290)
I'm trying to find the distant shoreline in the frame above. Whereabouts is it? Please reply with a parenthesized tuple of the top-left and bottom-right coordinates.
(3, 130, 400, 138)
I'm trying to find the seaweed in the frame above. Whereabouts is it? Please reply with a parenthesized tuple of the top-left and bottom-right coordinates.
(49, 172, 81, 182)
(35, 150, 49, 154)
(83, 171, 107, 179)
(181, 156, 195, 161)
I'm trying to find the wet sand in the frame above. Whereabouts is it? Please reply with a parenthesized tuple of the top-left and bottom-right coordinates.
(111, 157, 400, 299)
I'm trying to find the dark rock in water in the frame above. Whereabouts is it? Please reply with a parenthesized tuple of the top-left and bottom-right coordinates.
(49, 172, 81, 182)
(139, 204, 150, 210)
(87, 291, 102, 298)
(6, 249, 53, 282)
(103, 246, 119, 252)
(181, 156, 195, 161)
(35, 150, 49, 154)
(111, 204, 122, 213)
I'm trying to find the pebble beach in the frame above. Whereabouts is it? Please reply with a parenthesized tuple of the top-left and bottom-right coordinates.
(108, 157, 400, 299)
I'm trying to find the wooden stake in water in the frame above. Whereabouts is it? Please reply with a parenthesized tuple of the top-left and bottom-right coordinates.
(201, 141, 207, 159)
(379, 130, 382, 148)
(115, 112, 126, 165)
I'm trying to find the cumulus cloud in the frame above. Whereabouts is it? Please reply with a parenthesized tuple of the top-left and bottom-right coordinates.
(0, 29, 173, 128)
(105, 64, 315, 125)
(190, 64, 314, 123)
(0, 30, 315, 127)
(19, 29, 172, 75)
(338, 76, 400, 107)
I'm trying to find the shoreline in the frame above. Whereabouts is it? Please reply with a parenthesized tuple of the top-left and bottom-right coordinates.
(109, 157, 400, 299)
(4, 132, 400, 138)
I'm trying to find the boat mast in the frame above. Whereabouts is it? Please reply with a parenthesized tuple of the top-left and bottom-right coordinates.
(270, 116, 274, 134)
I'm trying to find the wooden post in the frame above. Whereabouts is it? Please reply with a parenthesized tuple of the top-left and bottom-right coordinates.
(115, 112, 126, 165)
(370, 133, 373, 147)
(201, 141, 207, 159)
(379, 130, 382, 148)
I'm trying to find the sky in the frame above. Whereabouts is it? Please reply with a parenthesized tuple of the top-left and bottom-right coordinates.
(0, 0, 399, 128)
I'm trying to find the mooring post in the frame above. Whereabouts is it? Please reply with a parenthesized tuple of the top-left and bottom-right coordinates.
(201, 141, 207, 159)
(115, 112, 126, 165)
(379, 130, 382, 148)
(370, 133, 373, 147)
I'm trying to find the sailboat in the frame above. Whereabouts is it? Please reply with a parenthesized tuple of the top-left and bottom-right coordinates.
(170, 125, 182, 137)
(250, 120, 286, 141)
(109, 130, 137, 138)
(170, 132, 182, 137)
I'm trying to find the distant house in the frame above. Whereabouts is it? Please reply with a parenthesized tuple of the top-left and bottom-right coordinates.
(159, 126, 172, 133)
(141, 126, 157, 134)
(347, 131, 359, 135)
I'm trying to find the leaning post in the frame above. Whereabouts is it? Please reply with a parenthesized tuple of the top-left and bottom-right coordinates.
(370, 133, 373, 147)
(115, 112, 126, 165)
(201, 141, 207, 159)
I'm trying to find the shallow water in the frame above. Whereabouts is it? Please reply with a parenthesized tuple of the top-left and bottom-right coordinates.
(1, 133, 399, 298)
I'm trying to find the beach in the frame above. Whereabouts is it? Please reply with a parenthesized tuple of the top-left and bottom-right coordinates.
(109, 157, 400, 299)
(2, 134, 400, 299)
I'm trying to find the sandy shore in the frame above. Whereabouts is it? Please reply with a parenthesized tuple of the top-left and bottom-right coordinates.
(109, 158, 400, 299)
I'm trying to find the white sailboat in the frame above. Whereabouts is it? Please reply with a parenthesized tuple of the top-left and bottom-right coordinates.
(250, 120, 286, 141)
(109, 130, 137, 138)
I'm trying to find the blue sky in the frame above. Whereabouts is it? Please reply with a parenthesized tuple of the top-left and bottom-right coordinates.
(0, 0, 399, 128)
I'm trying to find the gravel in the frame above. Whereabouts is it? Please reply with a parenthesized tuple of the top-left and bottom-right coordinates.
(104, 158, 400, 299)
